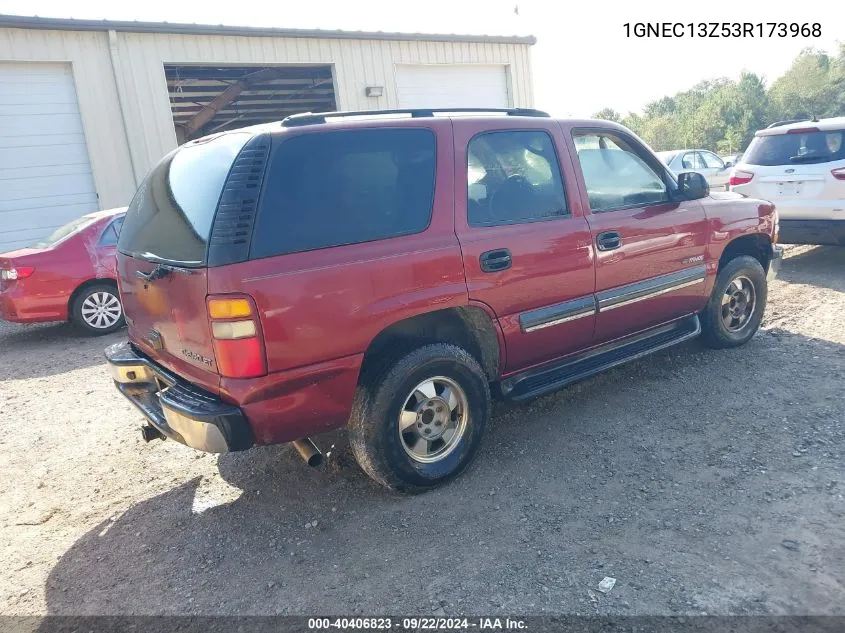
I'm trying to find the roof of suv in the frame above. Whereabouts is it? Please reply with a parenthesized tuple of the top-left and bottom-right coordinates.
(279, 108, 551, 127)
(188, 110, 642, 144)
(757, 116, 845, 137)
(179, 111, 647, 155)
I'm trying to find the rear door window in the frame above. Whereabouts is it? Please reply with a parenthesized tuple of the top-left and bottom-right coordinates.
(466, 130, 568, 227)
(250, 128, 436, 258)
(119, 132, 251, 266)
(744, 129, 845, 166)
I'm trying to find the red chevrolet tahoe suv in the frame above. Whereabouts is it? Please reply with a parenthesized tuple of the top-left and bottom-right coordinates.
(106, 108, 782, 492)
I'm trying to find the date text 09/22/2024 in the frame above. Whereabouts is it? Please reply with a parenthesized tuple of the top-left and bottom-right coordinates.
(624, 22, 821, 38)
(307, 618, 527, 630)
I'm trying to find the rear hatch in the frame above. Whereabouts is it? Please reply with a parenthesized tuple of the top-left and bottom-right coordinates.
(740, 126, 845, 202)
(117, 131, 253, 394)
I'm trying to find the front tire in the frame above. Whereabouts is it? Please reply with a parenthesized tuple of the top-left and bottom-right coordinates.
(700, 255, 767, 349)
(349, 343, 490, 492)
(71, 283, 125, 336)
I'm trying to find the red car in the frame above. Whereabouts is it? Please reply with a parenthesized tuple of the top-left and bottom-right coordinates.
(106, 109, 781, 491)
(0, 208, 126, 335)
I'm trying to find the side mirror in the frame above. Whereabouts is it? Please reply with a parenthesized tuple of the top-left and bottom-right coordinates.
(723, 160, 734, 169)
(677, 171, 710, 200)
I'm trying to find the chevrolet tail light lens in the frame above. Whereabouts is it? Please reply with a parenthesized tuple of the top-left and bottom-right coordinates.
(832, 167, 845, 181)
(213, 337, 265, 378)
(211, 320, 256, 340)
(207, 297, 252, 319)
(206, 295, 266, 379)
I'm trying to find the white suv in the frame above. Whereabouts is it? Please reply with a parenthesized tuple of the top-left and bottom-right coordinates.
(729, 117, 845, 245)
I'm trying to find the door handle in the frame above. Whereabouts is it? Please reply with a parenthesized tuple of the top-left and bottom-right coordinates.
(596, 231, 622, 251)
(480, 248, 512, 272)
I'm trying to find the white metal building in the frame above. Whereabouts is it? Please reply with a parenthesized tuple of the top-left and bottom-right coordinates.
(0, 15, 535, 251)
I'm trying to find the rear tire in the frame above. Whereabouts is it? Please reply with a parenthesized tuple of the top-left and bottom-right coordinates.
(349, 343, 490, 493)
(71, 283, 125, 336)
(700, 255, 767, 349)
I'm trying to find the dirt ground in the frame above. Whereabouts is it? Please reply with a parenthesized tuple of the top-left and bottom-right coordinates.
(1, 245, 843, 616)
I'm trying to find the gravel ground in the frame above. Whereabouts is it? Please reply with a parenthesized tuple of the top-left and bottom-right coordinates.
(1, 245, 843, 616)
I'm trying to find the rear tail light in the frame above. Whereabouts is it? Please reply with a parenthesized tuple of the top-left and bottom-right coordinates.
(211, 320, 256, 339)
(832, 167, 845, 181)
(207, 295, 267, 379)
(729, 170, 754, 186)
(208, 298, 252, 319)
(0, 266, 35, 281)
(772, 207, 780, 244)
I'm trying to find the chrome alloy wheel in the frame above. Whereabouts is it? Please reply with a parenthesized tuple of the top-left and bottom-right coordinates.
(81, 291, 122, 329)
(721, 276, 756, 332)
(398, 376, 469, 464)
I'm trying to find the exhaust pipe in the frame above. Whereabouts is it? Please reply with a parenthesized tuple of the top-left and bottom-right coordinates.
(291, 438, 323, 467)
(141, 424, 165, 442)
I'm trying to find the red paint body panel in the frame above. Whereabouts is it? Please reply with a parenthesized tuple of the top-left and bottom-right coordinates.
(112, 116, 778, 448)
(220, 353, 363, 444)
(118, 259, 222, 395)
(703, 191, 778, 295)
(0, 210, 123, 324)
(582, 201, 709, 342)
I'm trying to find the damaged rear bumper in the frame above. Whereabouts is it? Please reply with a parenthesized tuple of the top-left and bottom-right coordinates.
(105, 341, 253, 453)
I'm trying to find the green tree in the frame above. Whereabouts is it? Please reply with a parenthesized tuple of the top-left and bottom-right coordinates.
(768, 46, 845, 121)
(593, 108, 622, 123)
(591, 46, 841, 154)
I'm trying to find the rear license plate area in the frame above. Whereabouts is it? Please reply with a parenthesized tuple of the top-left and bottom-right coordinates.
(779, 182, 802, 196)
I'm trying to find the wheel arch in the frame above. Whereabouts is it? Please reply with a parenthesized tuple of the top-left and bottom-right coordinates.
(359, 306, 502, 384)
(67, 277, 119, 320)
(717, 233, 772, 273)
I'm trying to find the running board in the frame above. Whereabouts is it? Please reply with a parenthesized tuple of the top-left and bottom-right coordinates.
(501, 315, 701, 401)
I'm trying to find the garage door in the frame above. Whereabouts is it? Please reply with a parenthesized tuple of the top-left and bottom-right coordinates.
(0, 62, 98, 253)
(395, 64, 509, 109)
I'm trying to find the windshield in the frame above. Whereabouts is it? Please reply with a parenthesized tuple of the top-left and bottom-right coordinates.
(118, 132, 251, 266)
(744, 129, 845, 166)
(29, 215, 95, 249)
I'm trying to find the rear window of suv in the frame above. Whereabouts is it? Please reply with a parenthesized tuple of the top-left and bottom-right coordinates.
(744, 129, 845, 166)
(119, 132, 251, 266)
(250, 128, 436, 259)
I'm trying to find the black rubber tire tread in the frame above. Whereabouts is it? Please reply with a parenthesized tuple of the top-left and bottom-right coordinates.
(71, 283, 125, 336)
(700, 255, 767, 349)
(349, 343, 490, 493)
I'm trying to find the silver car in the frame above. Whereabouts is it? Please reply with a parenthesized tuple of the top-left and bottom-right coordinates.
(656, 149, 731, 190)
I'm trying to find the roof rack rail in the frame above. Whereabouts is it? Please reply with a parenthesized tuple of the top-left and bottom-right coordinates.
(281, 107, 550, 127)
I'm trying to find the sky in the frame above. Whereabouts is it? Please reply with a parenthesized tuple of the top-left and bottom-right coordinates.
(3, 0, 842, 117)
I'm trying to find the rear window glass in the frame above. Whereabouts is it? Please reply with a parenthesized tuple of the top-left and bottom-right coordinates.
(119, 132, 250, 266)
(250, 128, 436, 259)
(744, 129, 845, 166)
(30, 215, 95, 249)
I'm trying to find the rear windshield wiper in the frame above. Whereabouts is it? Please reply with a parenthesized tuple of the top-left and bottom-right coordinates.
(135, 263, 193, 282)
(788, 154, 830, 163)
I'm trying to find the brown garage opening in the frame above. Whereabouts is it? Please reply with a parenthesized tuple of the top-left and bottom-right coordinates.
(164, 64, 336, 142)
